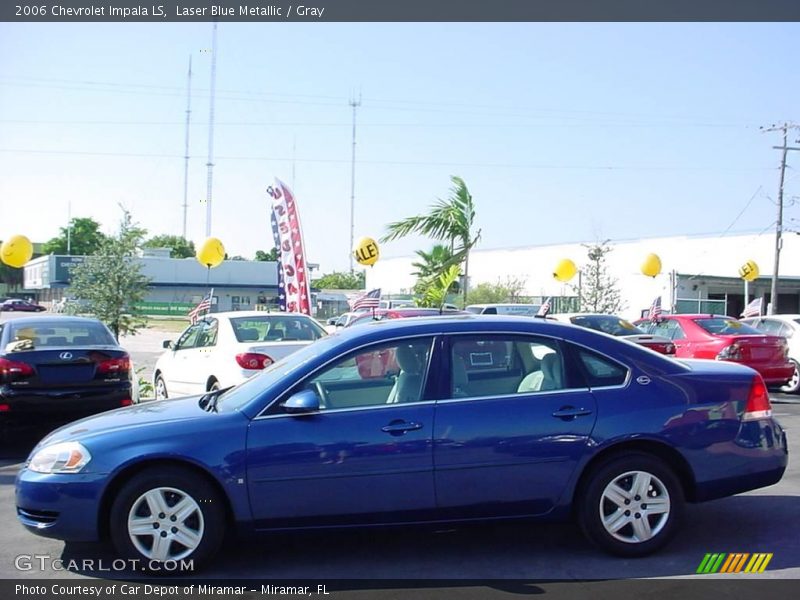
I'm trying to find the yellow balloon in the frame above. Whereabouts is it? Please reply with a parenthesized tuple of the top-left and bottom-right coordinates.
(353, 236, 380, 267)
(196, 237, 226, 268)
(641, 253, 662, 278)
(0, 235, 34, 268)
(553, 258, 577, 282)
(739, 260, 759, 282)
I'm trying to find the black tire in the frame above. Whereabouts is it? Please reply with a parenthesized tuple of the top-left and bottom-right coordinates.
(109, 466, 226, 573)
(779, 360, 800, 394)
(154, 375, 168, 400)
(577, 452, 683, 557)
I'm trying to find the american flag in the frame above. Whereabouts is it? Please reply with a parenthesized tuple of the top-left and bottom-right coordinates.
(649, 296, 662, 322)
(188, 288, 214, 324)
(741, 297, 763, 318)
(537, 297, 552, 317)
(350, 288, 381, 311)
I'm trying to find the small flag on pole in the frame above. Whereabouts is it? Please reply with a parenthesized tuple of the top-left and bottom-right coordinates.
(350, 288, 381, 311)
(649, 296, 662, 322)
(537, 297, 552, 317)
(188, 288, 214, 324)
(741, 297, 763, 318)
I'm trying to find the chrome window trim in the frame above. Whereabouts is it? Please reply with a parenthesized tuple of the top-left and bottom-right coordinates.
(436, 386, 591, 405)
(255, 333, 440, 419)
(253, 399, 437, 421)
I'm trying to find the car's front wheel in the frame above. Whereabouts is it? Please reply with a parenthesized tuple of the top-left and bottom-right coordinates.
(780, 360, 800, 394)
(577, 452, 683, 557)
(109, 466, 226, 572)
(154, 375, 168, 400)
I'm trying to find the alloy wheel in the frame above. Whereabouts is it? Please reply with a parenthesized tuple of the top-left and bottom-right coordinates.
(599, 470, 671, 544)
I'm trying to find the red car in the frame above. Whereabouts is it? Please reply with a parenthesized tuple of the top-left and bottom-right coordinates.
(635, 314, 794, 386)
(0, 299, 46, 312)
(548, 313, 676, 355)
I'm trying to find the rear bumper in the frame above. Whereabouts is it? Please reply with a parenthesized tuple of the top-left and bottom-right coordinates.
(751, 363, 795, 385)
(692, 418, 788, 502)
(0, 384, 133, 427)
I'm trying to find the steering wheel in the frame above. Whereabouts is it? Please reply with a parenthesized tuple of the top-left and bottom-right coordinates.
(313, 382, 329, 409)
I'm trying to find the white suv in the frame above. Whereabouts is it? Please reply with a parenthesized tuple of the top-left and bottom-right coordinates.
(741, 314, 800, 393)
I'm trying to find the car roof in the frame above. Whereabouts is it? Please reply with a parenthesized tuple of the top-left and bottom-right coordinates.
(210, 311, 318, 319)
(742, 314, 800, 320)
(2, 315, 103, 326)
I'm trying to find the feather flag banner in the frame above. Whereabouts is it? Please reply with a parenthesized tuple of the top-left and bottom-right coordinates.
(268, 179, 312, 315)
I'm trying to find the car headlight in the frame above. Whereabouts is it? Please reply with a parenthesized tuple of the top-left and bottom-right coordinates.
(28, 442, 92, 474)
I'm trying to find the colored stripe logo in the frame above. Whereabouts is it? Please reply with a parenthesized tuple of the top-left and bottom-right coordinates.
(696, 553, 773, 574)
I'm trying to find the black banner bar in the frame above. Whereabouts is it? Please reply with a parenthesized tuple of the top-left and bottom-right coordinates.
(3, 0, 800, 23)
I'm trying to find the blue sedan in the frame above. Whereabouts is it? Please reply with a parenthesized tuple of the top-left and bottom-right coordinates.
(16, 316, 788, 571)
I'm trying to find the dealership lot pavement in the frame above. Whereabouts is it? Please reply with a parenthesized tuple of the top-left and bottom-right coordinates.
(1, 311, 798, 580)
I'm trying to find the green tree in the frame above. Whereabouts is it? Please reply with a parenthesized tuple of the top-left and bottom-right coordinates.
(228, 255, 247, 261)
(66, 211, 151, 340)
(418, 265, 461, 309)
(312, 271, 365, 290)
(144, 234, 195, 259)
(573, 241, 626, 314)
(255, 248, 279, 261)
(381, 176, 480, 306)
(43, 217, 107, 256)
(465, 277, 527, 306)
(411, 244, 459, 298)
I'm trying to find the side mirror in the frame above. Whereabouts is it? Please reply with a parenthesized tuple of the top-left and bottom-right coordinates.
(281, 389, 320, 415)
(162, 340, 174, 349)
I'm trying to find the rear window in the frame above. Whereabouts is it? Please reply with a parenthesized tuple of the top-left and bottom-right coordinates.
(231, 316, 325, 342)
(570, 315, 643, 336)
(694, 318, 761, 336)
(6, 321, 116, 347)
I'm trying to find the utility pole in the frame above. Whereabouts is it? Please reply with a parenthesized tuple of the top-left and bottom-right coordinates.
(762, 122, 800, 314)
(205, 22, 219, 238)
(348, 94, 361, 272)
(67, 200, 72, 255)
(182, 55, 192, 240)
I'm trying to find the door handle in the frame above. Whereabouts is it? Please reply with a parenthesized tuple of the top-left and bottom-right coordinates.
(381, 420, 423, 435)
(552, 406, 593, 419)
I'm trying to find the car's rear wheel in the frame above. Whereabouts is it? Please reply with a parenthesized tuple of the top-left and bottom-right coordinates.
(577, 453, 683, 557)
(779, 360, 800, 394)
(109, 466, 225, 572)
(154, 375, 168, 400)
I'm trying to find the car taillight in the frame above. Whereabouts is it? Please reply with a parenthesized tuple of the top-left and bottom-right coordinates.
(120, 399, 133, 406)
(716, 343, 742, 361)
(0, 357, 35, 381)
(235, 353, 274, 370)
(743, 375, 772, 421)
(97, 356, 131, 375)
(0, 404, 10, 412)
(664, 343, 676, 355)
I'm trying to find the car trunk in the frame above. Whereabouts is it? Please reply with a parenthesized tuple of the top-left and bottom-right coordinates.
(719, 335, 787, 365)
(1, 348, 131, 389)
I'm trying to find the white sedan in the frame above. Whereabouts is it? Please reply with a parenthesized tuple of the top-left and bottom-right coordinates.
(153, 311, 327, 399)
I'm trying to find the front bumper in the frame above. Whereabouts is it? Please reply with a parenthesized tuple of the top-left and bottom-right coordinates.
(15, 468, 108, 542)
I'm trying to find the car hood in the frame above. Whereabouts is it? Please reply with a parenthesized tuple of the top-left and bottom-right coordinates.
(35, 395, 212, 446)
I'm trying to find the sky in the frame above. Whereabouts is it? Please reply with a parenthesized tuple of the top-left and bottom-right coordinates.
(1, 22, 799, 274)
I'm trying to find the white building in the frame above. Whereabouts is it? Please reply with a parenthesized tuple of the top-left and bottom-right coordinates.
(366, 232, 800, 320)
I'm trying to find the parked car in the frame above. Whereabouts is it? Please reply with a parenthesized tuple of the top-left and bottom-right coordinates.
(347, 306, 468, 327)
(740, 314, 800, 393)
(0, 316, 137, 441)
(17, 315, 787, 572)
(635, 314, 794, 387)
(465, 303, 541, 316)
(0, 298, 46, 312)
(548, 313, 676, 355)
(153, 311, 327, 399)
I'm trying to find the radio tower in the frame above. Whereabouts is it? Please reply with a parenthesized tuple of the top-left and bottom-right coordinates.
(205, 23, 219, 237)
(181, 56, 192, 239)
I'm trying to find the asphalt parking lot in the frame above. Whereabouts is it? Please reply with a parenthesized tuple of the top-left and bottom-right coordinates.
(0, 311, 798, 581)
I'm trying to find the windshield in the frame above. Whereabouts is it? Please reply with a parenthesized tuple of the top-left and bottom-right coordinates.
(215, 333, 342, 412)
(570, 315, 644, 337)
(230, 315, 326, 342)
(694, 318, 762, 336)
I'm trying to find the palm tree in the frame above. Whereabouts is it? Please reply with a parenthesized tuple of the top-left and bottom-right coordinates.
(411, 244, 459, 301)
(381, 176, 480, 305)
